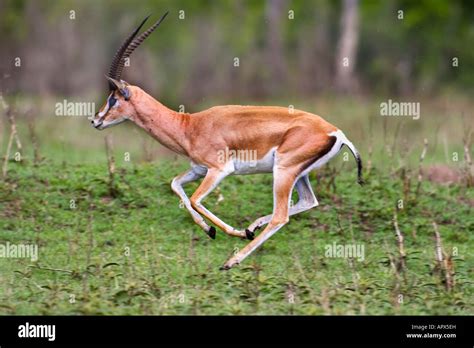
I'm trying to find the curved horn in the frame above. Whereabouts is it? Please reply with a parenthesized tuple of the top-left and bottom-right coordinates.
(108, 15, 151, 83)
(107, 12, 169, 88)
(120, 12, 169, 67)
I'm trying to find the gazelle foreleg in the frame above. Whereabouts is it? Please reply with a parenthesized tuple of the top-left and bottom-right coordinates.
(190, 167, 248, 239)
(247, 175, 318, 233)
(171, 169, 217, 238)
(221, 167, 298, 269)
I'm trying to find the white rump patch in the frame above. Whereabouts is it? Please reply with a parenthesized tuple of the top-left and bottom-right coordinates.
(299, 129, 345, 178)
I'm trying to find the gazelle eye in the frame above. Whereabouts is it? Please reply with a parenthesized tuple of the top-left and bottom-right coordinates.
(109, 96, 117, 107)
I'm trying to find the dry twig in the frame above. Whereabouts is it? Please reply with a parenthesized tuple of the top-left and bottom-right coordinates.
(393, 211, 406, 272)
(2, 106, 22, 178)
(104, 135, 118, 197)
(432, 222, 454, 291)
(415, 138, 428, 198)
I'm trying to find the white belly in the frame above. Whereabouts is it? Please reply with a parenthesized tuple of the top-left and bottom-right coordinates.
(233, 147, 276, 174)
(190, 147, 276, 176)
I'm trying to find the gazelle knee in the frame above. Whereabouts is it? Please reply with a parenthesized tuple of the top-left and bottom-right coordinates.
(190, 197, 202, 211)
(190, 198, 198, 210)
(271, 216, 289, 226)
(171, 180, 180, 195)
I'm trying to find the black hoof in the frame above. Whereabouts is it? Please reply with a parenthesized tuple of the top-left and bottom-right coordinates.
(245, 229, 255, 240)
(219, 265, 231, 271)
(207, 226, 216, 239)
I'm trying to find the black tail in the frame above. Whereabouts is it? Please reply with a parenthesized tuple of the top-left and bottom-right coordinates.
(343, 140, 364, 186)
(355, 153, 364, 186)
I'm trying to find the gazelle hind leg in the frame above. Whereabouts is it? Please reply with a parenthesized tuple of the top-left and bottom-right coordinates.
(171, 169, 216, 238)
(247, 175, 318, 233)
(246, 130, 344, 233)
(190, 167, 247, 239)
(221, 167, 298, 269)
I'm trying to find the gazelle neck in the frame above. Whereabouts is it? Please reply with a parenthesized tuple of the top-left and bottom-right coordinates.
(130, 87, 190, 156)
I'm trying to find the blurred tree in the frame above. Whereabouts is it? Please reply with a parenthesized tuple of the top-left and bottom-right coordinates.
(335, 0, 359, 93)
(1, 0, 474, 104)
(264, 0, 286, 96)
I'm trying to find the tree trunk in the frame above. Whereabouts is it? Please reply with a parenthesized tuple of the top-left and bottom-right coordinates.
(265, 0, 286, 95)
(335, 0, 360, 93)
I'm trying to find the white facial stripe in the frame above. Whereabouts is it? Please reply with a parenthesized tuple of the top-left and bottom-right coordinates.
(98, 104, 109, 118)
(98, 92, 114, 118)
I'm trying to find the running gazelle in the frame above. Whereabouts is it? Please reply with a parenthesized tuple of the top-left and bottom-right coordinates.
(91, 13, 363, 270)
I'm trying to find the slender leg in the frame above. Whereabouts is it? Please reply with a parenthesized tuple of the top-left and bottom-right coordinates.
(221, 168, 298, 269)
(247, 175, 318, 232)
(190, 167, 247, 239)
(171, 169, 216, 238)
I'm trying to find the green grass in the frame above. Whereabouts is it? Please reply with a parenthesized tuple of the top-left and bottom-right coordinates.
(1, 158, 472, 315)
(0, 94, 472, 314)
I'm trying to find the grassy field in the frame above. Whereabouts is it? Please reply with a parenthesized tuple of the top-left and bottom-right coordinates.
(0, 95, 473, 315)
(0, 157, 472, 315)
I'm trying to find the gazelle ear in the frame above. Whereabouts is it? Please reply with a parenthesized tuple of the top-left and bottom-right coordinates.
(105, 75, 132, 100)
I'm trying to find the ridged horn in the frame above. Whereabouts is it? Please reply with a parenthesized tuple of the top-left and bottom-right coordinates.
(107, 12, 169, 89)
(108, 15, 150, 83)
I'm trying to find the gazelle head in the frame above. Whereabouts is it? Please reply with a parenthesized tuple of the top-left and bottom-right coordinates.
(91, 12, 168, 130)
